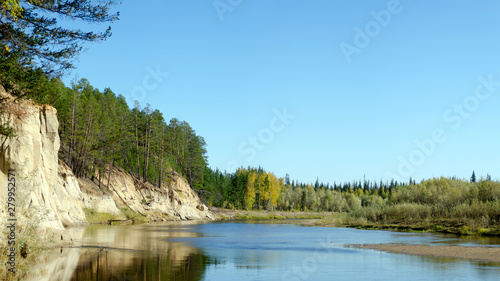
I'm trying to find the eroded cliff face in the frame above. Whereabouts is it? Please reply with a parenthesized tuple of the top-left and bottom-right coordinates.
(96, 167, 214, 221)
(0, 88, 87, 240)
(79, 166, 215, 222)
(0, 87, 213, 244)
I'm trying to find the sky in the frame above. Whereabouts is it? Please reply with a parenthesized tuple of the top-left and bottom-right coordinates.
(63, 0, 500, 185)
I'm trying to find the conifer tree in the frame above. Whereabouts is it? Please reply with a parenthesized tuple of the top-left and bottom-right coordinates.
(471, 170, 476, 183)
(0, 0, 119, 98)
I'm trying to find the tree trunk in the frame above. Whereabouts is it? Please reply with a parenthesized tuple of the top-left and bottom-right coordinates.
(75, 108, 92, 177)
(134, 109, 141, 180)
(68, 89, 77, 168)
(107, 145, 115, 190)
(143, 114, 150, 182)
(159, 126, 165, 188)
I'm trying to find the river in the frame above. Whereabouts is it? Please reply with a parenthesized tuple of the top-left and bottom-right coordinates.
(26, 220, 500, 280)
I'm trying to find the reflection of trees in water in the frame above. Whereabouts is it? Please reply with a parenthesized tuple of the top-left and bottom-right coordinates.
(70, 249, 216, 281)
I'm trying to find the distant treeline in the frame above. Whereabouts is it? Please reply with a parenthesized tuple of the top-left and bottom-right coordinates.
(201, 167, 420, 210)
(200, 167, 499, 216)
(200, 167, 500, 234)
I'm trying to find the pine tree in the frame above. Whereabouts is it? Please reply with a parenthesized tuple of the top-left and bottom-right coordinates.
(0, 1, 119, 99)
(285, 173, 290, 186)
(133, 101, 142, 179)
(300, 190, 306, 211)
(1, 0, 118, 74)
(471, 170, 476, 183)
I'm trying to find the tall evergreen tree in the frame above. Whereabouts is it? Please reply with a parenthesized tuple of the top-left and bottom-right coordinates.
(471, 170, 476, 183)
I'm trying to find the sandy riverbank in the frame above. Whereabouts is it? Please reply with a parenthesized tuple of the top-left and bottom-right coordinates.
(358, 244, 500, 263)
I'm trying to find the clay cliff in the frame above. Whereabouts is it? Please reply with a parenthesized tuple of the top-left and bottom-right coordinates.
(0, 86, 214, 243)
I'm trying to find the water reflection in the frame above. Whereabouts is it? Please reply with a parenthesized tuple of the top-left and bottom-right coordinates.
(70, 248, 212, 281)
(23, 222, 217, 281)
(25, 247, 81, 281)
(22, 221, 500, 281)
(69, 223, 217, 281)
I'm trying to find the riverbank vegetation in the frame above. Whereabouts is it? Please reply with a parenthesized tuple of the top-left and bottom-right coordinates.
(342, 177, 500, 235)
(202, 168, 500, 236)
(212, 209, 326, 221)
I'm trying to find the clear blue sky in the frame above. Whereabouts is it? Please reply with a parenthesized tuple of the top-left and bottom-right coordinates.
(64, 0, 500, 184)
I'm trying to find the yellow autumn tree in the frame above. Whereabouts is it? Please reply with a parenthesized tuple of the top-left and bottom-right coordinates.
(356, 188, 364, 196)
(268, 173, 281, 210)
(258, 172, 269, 209)
(244, 171, 257, 210)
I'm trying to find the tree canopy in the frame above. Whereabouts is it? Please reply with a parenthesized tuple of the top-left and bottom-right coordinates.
(54, 78, 209, 191)
(0, 0, 119, 97)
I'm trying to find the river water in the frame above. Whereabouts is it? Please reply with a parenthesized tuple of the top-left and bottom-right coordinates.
(27, 220, 500, 280)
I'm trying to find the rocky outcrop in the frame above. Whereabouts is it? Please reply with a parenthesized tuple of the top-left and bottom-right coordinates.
(78, 166, 215, 222)
(0, 88, 87, 241)
(0, 86, 213, 244)
(101, 167, 214, 221)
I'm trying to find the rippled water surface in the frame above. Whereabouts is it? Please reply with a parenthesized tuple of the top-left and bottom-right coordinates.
(28, 220, 500, 280)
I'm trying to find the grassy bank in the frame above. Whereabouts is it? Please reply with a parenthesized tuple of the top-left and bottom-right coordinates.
(336, 178, 500, 236)
(83, 208, 148, 224)
(313, 213, 500, 236)
(211, 208, 326, 221)
(301, 178, 500, 236)
(317, 208, 500, 236)
(213, 208, 500, 236)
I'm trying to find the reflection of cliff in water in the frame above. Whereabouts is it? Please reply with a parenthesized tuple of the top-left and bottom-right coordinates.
(24, 222, 216, 281)
(67, 223, 216, 281)
(71, 248, 213, 281)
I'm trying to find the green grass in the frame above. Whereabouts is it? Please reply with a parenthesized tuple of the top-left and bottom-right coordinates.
(216, 210, 325, 221)
(325, 214, 500, 236)
(233, 214, 288, 220)
(83, 208, 121, 224)
(121, 208, 148, 223)
(0, 223, 45, 280)
(83, 207, 148, 224)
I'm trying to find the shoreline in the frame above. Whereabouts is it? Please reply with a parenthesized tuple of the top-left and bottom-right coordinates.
(356, 244, 500, 263)
(22, 209, 500, 251)
(209, 208, 327, 221)
(210, 209, 500, 237)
